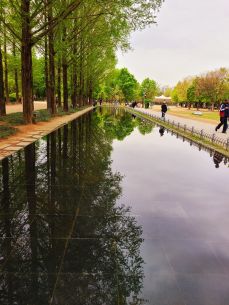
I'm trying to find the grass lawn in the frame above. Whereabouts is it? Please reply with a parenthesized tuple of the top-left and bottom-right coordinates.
(169, 109, 219, 121)
(152, 106, 219, 122)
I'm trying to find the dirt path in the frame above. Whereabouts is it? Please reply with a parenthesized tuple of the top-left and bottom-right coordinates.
(6, 101, 47, 114)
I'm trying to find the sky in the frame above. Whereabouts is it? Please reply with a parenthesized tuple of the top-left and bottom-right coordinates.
(117, 0, 229, 87)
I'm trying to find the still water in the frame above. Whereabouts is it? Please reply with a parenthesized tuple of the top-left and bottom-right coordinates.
(0, 108, 228, 305)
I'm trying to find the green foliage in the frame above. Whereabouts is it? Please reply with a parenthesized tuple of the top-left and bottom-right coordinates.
(32, 55, 46, 99)
(0, 0, 164, 119)
(9, 92, 17, 102)
(96, 68, 139, 102)
(173, 78, 192, 102)
(163, 86, 173, 97)
(0, 112, 24, 125)
(171, 88, 179, 103)
(187, 84, 196, 103)
(0, 125, 16, 138)
(140, 78, 158, 101)
(36, 110, 52, 122)
(97, 107, 155, 141)
(136, 118, 154, 135)
(99, 110, 137, 141)
(174, 68, 229, 106)
(117, 68, 138, 101)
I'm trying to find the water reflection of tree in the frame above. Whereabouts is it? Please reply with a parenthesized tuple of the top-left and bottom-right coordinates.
(101, 112, 137, 141)
(0, 111, 144, 304)
(136, 118, 154, 135)
(97, 107, 155, 140)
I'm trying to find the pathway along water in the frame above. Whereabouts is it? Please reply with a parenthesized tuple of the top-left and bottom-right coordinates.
(0, 107, 228, 305)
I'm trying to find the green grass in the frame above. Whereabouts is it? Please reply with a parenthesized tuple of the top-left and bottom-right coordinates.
(169, 109, 219, 121)
(193, 112, 219, 121)
(0, 125, 17, 138)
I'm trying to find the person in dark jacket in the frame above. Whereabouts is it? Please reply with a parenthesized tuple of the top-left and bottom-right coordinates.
(215, 101, 228, 133)
(161, 101, 167, 118)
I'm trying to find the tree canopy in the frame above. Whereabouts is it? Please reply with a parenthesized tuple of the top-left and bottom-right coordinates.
(171, 68, 229, 108)
(0, 0, 164, 123)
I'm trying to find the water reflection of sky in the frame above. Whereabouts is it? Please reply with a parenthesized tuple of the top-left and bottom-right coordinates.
(112, 126, 229, 305)
(0, 110, 229, 305)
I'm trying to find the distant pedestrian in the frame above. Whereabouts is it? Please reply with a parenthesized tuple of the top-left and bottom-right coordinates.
(99, 98, 102, 106)
(215, 101, 228, 133)
(161, 101, 167, 118)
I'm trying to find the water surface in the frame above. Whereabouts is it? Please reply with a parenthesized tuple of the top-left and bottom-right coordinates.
(0, 108, 228, 305)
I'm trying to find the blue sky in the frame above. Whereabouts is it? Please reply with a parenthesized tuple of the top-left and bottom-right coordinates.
(117, 0, 229, 87)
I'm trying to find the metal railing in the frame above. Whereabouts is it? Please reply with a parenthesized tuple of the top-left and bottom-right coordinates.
(128, 108, 229, 151)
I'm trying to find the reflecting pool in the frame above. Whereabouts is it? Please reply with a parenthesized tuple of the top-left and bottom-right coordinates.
(0, 108, 229, 305)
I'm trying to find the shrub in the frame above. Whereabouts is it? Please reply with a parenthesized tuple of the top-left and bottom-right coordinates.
(0, 125, 17, 138)
(9, 93, 17, 103)
(0, 112, 24, 125)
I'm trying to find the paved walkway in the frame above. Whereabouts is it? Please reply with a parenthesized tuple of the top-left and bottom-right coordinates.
(136, 108, 229, 142)
(0, 107, 93, 160)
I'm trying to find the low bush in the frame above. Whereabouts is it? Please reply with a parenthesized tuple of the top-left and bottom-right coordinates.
(0, 112, 24, 125)
(0, 125, 17, 138)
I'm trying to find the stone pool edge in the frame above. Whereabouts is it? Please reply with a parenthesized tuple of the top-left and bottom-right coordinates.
(0, 106, 93, 160)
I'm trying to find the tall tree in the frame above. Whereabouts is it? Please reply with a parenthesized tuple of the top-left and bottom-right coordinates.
(140, 78, 158, 101)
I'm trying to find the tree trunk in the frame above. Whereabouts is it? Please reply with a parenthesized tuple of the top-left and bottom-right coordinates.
(79, 35, 84, 107)
(71, 62, 77, 108)
(48, 3, 56, 115)
(0, 47, 6, 115)
(45, 30, 50, 109)
(88, 80, 93, 105)
(57, 57, 62, 108)
(4, 27, 10, 104)
(21, 0, 33, 124)
(62, 26, 68, 112)
(71, 20, 77, 109)
(63, 62, 68, 111)
(12, 41, 20, 103)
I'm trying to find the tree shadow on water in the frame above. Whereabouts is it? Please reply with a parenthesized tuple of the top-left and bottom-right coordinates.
(0, 110, 145, 305)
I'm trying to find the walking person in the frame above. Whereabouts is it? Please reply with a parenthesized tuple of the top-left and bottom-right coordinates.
(215, 100, 228, 133)
(161, 101, 167, 118)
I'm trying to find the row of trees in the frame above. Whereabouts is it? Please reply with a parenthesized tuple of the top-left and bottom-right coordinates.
(0, 0, 163, 123)
(97, 68, 159, 104)
(172, 68, 229, 108)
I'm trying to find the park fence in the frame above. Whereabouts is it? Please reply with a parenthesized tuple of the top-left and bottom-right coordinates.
(128, 108, 229, 151)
